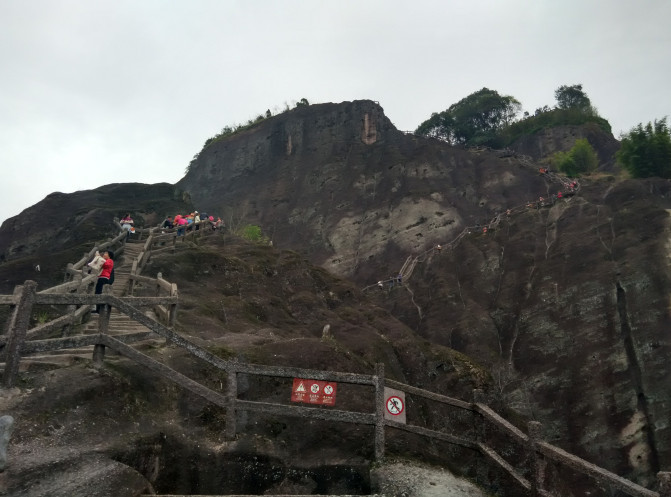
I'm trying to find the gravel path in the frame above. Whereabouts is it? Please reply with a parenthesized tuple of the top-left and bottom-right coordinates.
(372, 461, 489, 497)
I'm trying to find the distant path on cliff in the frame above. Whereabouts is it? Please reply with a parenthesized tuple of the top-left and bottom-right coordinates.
(363, 150, 580, 291)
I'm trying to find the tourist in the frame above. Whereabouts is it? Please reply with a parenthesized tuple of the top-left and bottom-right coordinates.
(162, 216, 174, 230)
(93, 250, 114, 314)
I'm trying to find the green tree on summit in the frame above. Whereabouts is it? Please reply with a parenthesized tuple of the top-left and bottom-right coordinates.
(555, 84, 592, 111)
(415, 88, 521, 146)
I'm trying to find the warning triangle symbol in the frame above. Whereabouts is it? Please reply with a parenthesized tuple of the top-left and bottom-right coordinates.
(295, 382, 306, 393)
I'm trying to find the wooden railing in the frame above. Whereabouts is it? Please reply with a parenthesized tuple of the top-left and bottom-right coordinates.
(0, 229, 669, 496)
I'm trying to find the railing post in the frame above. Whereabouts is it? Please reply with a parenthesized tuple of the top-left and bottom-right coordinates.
(473, 388, 488, 486)
(374, 362, 385, 461)
(93, 286, 112, 367)
(659, 472, 671, 497)
(528, 421, 546, 496)
(225, 368, 237, 440)
(3, 281, 37, 388)
(63, 272, 83, 337)
(129, 259, 138, 296)
(169, 284, 178, 328)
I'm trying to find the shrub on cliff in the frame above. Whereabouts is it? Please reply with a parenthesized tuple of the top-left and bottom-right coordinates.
(550, 138, 599, 177)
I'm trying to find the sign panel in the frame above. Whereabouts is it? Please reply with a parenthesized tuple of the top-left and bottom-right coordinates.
(291, 378, 337, 406)
(384, 387, 406, 424)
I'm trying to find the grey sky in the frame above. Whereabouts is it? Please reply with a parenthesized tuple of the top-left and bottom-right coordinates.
(1, 0, 669, 225)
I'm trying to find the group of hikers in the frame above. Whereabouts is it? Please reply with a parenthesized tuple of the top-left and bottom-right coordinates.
(89, 210, 227, 315)
(160, 211, 225, 236)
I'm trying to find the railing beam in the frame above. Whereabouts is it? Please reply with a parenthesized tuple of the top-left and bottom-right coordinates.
(225, 370, 237, 441)
(528, 421, 546, 496)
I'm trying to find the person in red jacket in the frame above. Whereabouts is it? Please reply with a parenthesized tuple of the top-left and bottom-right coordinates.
(93, 250, 114, 314)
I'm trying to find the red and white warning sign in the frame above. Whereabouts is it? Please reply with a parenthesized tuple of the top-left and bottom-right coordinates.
(384, 387, 406, 423)
(291, 378, 337, 406)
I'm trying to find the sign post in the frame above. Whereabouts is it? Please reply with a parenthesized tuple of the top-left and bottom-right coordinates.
(383, 387, 406, 424)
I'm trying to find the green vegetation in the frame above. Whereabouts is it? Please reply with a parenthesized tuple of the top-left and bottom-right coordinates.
(550, 138, 599, 177)
(240, 224, 262, 242)
(416, 84, 611, 148)
(617, 118, 671, 178)
(496, 106, 611, 148)
(238, 224, 271, 245)
(555, 84, 592, 111)
(415, 88, 521, 146)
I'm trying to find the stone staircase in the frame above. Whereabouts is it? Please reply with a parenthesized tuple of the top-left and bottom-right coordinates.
(83, 240, 162, 341)
(18, 241, 162, 371)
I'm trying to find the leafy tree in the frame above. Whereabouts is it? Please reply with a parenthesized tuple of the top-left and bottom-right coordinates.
(617, 118, 671, 178)
(415, 88, 521, 146)
(296, 98, 310, 107)
(551, 138, 598, 177)
(555, 84, 591, 111)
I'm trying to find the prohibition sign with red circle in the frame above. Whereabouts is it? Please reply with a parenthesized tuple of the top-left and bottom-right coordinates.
(386, 395, 405, 416)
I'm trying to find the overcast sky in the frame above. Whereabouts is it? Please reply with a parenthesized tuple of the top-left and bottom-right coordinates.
(1, 0, 669, 225)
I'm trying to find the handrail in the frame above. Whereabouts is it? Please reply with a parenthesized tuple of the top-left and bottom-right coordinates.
(537, 442, 659, 497)
(2, 286, 668, 496)
(70, 231, 128, 272)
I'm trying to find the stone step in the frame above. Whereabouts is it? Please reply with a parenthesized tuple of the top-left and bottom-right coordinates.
(84, 324, 154, 334)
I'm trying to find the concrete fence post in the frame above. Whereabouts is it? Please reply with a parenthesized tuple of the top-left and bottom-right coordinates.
(374, 362, 385, 462)
(129, 261, 137, 296)
(93, 286, 112, 368)
(528, 421, 546, 496)
(473, 388, 488, 486)
(168, 284, 178, 328)
(64, 271, 86, 337)
(3, 281, 37, 388)
(659, 472, 671, 497)
(225, 369, 237, 440)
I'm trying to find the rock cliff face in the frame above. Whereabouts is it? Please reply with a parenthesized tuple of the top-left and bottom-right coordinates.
(178, 101, 671, 487)
(1, 100, 669, 491)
